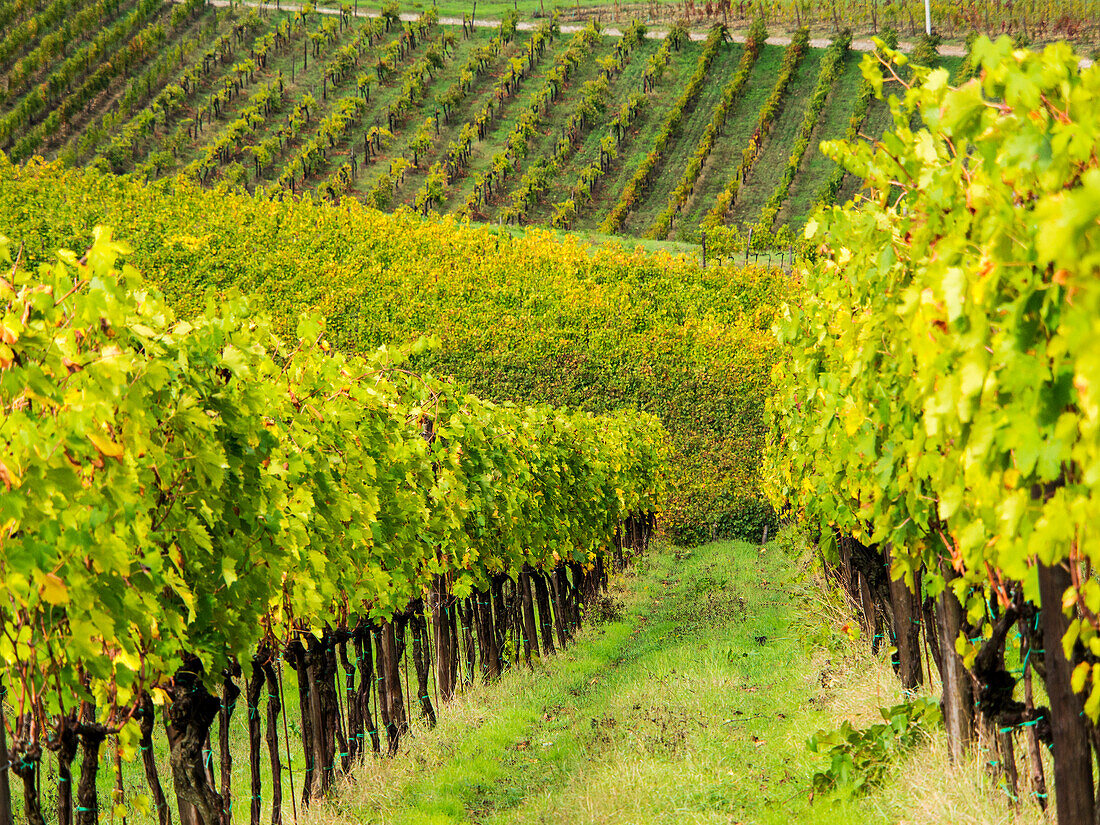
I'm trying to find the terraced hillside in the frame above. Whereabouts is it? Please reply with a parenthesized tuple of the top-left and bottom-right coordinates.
(0, 0, 962, 245)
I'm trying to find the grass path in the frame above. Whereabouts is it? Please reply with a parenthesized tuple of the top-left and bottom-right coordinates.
(726, 45, 825, 228)
(570, 39, 700, 231)
(620, 40, 744, 236)
(671, 41, 783, 241)
(774, 48, 864, 230)
(308, 539, 880, 825)
(59, 537, 1044, 824)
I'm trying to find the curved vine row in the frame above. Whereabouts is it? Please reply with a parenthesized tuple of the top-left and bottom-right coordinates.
(0, 225, 667, 823)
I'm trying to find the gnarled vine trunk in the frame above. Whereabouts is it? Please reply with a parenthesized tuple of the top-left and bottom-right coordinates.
(165, 666, 224, 825)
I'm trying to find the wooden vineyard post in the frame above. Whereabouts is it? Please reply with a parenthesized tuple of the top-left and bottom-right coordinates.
(353, 631, 381, 755)
(382, 620, 407, 750)
(340, 640, 361, 766)
(373, 626, 396, 755)
(530, 571, 557, 655)
(432, 580, 456, 702)
(1017, 615, 1048, 810)
(278, 656, 300, 824)
(491, 576, 509, 664)
(322, 641, 345, 784)
(1038, 561, 1094, 825)
(549, 566, 572, 646)
(997, 728, 1020, 805)
(459, 599, 477, 684)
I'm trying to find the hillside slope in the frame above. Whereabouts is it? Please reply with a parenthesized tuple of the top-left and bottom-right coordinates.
(0, 156, 787, 540)
(0, 1, 935, 244)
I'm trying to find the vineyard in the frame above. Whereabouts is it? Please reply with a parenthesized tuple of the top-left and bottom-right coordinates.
(0, 0, 969, 250)
(0, 227, 666, 824)
(768, 36, 1100, 825)
(4, 0, 1100, 819)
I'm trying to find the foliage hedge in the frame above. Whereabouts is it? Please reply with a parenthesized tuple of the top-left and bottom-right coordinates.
(0, 156, 786, 542)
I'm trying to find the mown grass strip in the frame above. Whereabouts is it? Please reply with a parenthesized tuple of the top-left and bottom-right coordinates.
(598, 22, 724, 235)
(702, 26, 809, 229)
(751, 31, 850, 239)
(812, 30, 895, 211)
(643, 18, 766, 240)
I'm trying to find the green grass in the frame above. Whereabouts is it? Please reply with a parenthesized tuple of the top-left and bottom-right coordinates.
(774, 48, 863, 230)
(619, 38, 743, 236)
(8, 537, 1052, 824)
(671, 41, 782, 241)
(296, 537, 1052, 825)
(303, 538, 858, 825)
(726, 44, 824, 228)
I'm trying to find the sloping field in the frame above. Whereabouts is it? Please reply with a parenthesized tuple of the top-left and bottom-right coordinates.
(774, 48, 863, 229)
(618, 39, 743, 235)
(1, 3, 934, 244)
(725, 45, 824, 228)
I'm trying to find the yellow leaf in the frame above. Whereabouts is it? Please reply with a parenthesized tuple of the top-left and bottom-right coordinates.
(88, 432, 124, 459)
(0, 459, 21, 490)
(1072, 661, 1090, 694)
(841, 398, 862, 437)
(41, 573, 69, 605)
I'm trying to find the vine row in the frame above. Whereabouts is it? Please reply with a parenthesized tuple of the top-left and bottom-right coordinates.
(703, 26, 809, 229)
(599, 23, 725, 235)
(644, 18, 766, 240)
